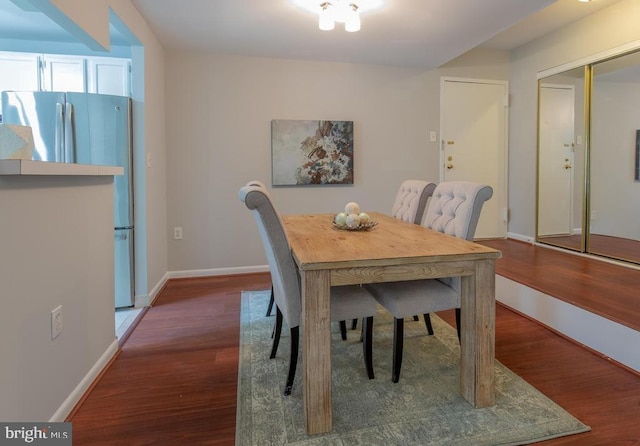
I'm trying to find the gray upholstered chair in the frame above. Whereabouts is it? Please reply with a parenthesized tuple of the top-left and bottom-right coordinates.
(239, 184, 378, 395)
(392, 180, 438, 325)
(365, 181, 493, 383)
(244, 181, 276, 316)
(350, 179, 437, 332)
(391, 179, 437, 224)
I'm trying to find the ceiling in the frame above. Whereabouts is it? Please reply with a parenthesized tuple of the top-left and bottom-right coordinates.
(0, 0, 624, 68)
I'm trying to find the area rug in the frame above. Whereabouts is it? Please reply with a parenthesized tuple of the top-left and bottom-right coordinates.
(236, 290, 590, 446)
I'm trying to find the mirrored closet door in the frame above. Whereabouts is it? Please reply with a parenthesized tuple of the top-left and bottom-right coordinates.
(537, 49, 640, 265)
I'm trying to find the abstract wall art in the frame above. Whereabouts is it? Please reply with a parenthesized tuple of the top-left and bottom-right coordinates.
(271, 119, 354, 186)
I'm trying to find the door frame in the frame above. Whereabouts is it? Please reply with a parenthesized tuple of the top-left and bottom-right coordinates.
(537, 83, 576, 237)
(439, 76, 509, 239)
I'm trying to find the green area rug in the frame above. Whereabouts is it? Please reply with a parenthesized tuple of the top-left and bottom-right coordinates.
(236, 290, 589, 446)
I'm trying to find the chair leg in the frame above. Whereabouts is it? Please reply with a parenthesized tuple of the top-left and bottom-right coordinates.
(455, 308, 461, 342)
(284, 326, 299, 396)
(392, 317, 404, 383)
(270, 307, 283, 359)
(351, 318, 358, 330)
(265, 285, 275, 317)
(362, 316, 374, 379)
(339, 320, 348, 340)
(423, 313, 434, 335)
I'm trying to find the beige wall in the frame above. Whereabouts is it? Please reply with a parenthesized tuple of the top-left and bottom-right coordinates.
(507, 0, 640, 238)
(0, 176, 116, 421)
(165, 48, 509, 273)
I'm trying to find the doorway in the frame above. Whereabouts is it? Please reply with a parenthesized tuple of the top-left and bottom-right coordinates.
(440, 77, 508, 239)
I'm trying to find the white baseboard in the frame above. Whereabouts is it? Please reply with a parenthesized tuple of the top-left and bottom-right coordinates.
(138, 272, 171, 307)
(506, 232, 535, 244)
(496, 276, 640, 373)
(168, 265, 269, 279)
(49, 339, 119, 422)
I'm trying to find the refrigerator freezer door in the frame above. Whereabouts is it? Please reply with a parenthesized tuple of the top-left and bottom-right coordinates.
(1, 91, 67, 161)
(71, 93, 133, 228)
(115, 228, 134, 308)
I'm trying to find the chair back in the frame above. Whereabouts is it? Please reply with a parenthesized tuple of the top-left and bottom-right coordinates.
(423, 181, 492, 292)
(239, 185, 301, 328)
(423, 181, 493, 241)
(391, 180, 437, 224)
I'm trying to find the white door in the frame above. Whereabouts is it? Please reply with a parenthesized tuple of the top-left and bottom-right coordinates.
(538, 84, 575, 236)
(440, 78, 508, 239)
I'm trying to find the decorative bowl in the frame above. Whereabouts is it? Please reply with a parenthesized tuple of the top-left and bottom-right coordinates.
(332, 219, 378, 231)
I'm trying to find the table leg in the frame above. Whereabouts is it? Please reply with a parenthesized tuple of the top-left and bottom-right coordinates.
(460, 258, 496, 407)
(300, 269, 332, 434)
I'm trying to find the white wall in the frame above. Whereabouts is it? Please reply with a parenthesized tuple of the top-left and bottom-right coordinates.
(508, 0, 640, 239)
(165, 48, 510, 273)
(0, 175, 116, 421)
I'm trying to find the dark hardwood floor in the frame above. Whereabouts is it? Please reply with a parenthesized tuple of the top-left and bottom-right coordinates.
(537, 233, 640, 265)
(68, 243, 640, 445)
(480, 238, 640, 332)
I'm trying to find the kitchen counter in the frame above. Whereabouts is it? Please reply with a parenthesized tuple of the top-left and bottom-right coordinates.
(0, 159, 123, 176)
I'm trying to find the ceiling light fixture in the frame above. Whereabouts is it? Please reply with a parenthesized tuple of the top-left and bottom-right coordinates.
(318, 1, 361, 32)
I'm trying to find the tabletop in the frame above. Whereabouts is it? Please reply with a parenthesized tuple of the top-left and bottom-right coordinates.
(282, 212, 501, 270)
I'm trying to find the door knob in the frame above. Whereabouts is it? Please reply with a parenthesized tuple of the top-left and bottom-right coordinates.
(446, 163, 454, 169)
(564, 164, 572, 169)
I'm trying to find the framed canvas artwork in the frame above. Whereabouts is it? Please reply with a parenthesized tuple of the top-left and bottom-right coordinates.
(271, 119, 354, 186)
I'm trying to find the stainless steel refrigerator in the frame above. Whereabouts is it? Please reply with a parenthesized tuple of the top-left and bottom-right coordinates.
(1, 91, 134, 308)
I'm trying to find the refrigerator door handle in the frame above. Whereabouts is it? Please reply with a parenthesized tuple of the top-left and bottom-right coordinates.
(64, 102, 75, 163)
(55, 102, 64, 162)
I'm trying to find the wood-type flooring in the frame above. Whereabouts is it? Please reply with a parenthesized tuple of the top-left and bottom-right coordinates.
(68, 242, 640, 445)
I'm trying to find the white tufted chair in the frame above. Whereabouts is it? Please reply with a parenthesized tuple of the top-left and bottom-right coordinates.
(349, 179, 437, 333)
(365, 181, 493, 383)
(391, 180, 437, 224)
(239, 184, 378, 395)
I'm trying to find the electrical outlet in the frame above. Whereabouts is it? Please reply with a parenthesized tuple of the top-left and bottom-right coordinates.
(173, 227, 183, 240)
(51, 305, 63, 340)
(590, 210, 596, 220)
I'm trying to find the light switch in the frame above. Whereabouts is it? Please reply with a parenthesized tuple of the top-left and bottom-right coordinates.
(429, 131, 437, 143)
(146, 152, 152, 168)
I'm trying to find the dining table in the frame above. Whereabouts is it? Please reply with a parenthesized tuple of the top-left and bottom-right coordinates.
(281, 211, 502, 435)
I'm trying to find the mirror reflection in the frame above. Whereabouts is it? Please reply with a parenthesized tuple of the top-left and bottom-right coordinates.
(537, 50, 640, 265)
(589, 52, 640, 263)
(537, 67, 586, 253)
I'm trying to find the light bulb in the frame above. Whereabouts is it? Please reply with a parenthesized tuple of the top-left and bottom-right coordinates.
(319, 3, 335, 31)
(345, 4, 360, 32)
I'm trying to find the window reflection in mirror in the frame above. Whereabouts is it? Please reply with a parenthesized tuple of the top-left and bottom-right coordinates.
(589, 52, 640, 264)
(537, 66, 586, 253)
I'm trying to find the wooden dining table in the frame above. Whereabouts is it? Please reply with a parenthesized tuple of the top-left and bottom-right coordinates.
(282, 212, 502, 435)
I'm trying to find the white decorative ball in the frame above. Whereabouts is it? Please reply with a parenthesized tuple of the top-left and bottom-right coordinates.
(334, 212, 347, 226)
(345, 213, 361, 228)
(358, 212, 371, 224)
(345, 201, 360, 215)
